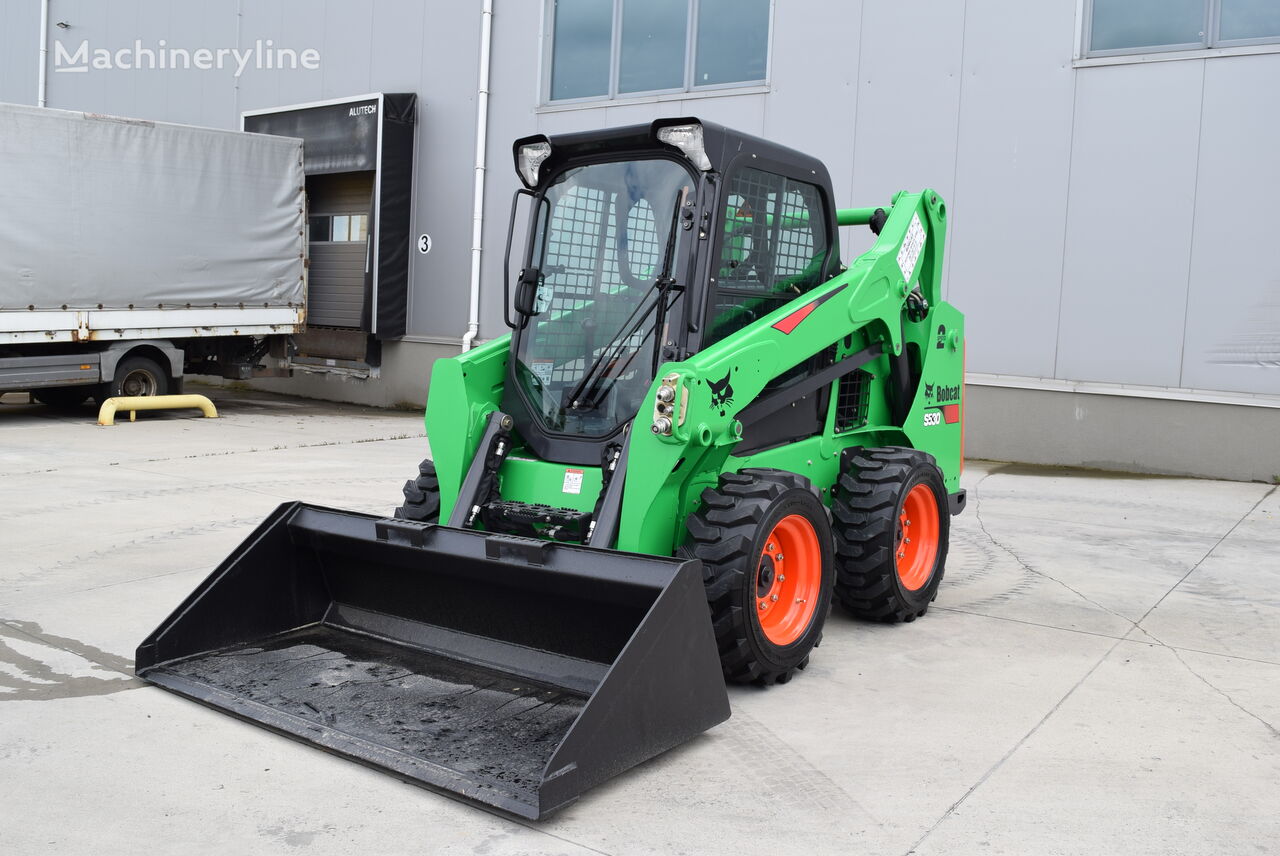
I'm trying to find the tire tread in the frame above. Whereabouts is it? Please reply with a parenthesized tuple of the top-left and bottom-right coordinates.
(832, 447, 947, 623)
(686, 468, 831, 686)
(395, 458, 441, 522)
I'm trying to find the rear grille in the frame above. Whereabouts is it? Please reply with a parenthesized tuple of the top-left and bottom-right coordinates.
(835, 370, 870, 432)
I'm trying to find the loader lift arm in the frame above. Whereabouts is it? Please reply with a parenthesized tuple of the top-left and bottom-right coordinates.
(616, 190, 958, 555)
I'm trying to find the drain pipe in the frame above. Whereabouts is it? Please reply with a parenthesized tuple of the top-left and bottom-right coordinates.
(37, 0, 50, 107)
(460, 0, 494, 352)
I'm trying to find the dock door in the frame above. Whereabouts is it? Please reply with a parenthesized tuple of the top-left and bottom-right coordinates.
(306, 172, 374, 329)
(243, 93, 416, 372)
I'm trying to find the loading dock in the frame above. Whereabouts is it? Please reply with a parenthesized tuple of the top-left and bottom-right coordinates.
(243, 93, 417, 371)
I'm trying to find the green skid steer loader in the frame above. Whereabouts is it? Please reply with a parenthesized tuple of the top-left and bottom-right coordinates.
(137, 118, 966, 820)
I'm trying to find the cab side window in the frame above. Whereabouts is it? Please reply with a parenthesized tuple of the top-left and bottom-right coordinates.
(705, 167, 829, 347)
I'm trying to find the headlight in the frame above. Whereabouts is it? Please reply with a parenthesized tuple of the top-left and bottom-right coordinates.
(516, 141, 552, 187)
(656, 123, 711, 171)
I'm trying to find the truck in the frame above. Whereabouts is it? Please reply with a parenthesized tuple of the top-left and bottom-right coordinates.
(0, 102, 306, 406)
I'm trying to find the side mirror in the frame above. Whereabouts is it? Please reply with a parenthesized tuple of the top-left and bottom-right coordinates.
(514, 267, 542, 317)
(504, 187, 543, 329)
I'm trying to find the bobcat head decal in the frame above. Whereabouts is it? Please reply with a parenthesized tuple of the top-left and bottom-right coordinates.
(924, 382, 935, 399)
(707, 371, 735, 416)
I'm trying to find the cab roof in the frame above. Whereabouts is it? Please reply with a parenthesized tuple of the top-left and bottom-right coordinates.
(513, 117, 832, 190)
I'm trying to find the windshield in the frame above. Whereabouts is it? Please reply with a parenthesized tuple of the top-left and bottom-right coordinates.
(514, 158, 692, 438)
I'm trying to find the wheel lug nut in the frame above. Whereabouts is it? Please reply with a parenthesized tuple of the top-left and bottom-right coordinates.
(777, 574, 785, 582)
(905, 520, 911, 526)
(905, 538, 911, 544)
(796, 598, 805, 604)
(759, 602, 766, 610)
(766, 542, 775, 551)
(771, 594, 779, 602)
(775, 553, 784, 561)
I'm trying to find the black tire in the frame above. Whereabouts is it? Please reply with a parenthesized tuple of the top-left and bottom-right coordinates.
(832, 447, 949, 623)
(104, 356, 169, 399)
(686, 469, 835, 685)
(32, 386, 93, 408)
(395, 458, 441, 522)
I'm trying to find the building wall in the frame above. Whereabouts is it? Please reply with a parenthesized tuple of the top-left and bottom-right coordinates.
(1, 0, 1276, 478)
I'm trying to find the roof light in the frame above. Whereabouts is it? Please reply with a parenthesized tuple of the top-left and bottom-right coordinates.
(656, 123, 711, 171)
(516, 141, 552, 187)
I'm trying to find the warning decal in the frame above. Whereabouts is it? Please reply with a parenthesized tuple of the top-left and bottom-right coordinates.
(531, 359, 554, 387)
(897, 213, 927, 283)
(562, 468, 584, 494)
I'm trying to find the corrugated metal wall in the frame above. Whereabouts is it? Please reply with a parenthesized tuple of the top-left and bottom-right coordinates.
(0, 0, 1275, 400)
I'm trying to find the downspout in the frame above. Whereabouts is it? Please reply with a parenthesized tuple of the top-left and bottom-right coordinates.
(37, 0, 49, 107)
(460, 0, 494, 352)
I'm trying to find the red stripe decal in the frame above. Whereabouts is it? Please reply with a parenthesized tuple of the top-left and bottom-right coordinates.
(942, 404, 960, 424)
(772, 301, 818, 335)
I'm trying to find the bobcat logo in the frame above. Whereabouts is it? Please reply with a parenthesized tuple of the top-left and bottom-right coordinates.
(708, 371, 735, 416)
(924, 382, 935, 400)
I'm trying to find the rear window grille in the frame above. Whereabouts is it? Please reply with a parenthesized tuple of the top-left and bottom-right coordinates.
(835, 369, 870, 432)
(705, 167, 830, 348)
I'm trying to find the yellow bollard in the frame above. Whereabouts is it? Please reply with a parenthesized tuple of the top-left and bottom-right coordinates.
(98, 394, 219, 426)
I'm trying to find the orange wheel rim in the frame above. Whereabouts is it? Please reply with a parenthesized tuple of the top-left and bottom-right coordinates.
(896, 484, 940, 591)
(755, 514, 822, 646)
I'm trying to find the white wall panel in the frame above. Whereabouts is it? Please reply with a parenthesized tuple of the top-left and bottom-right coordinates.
(317, 1, 373, 102)
(1056, 60, 1203, 386)
(1180, 54, 1280, 396)
(476, 0, 544, 342)
(267, 0, 327, 111)
(948, 0, 1077, 378)
(408, 2, 486, 340)
(369, 0, 428, 92)
(0, 0, 41, 105)
(850, 1, 965, 214)
(761, 0, 862, 212)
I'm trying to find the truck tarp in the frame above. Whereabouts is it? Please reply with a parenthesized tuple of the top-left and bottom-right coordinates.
(0, 102, 305, 312)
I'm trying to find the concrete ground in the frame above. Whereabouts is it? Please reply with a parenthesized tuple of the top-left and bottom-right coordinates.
(1, 387, 1276, 855)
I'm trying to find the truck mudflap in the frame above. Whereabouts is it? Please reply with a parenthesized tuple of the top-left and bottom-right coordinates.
(136, 503, 729, 820)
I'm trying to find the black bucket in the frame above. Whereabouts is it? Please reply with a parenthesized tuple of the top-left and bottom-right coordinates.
(136, 503, 729, 819)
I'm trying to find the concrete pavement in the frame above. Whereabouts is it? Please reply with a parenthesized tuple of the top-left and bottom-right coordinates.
(1, 388, 1276, 855)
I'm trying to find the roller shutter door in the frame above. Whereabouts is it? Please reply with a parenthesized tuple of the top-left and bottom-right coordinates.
(306, 172, 374, 328)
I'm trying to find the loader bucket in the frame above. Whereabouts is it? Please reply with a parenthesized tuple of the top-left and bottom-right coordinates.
(136, 503, 729, 819)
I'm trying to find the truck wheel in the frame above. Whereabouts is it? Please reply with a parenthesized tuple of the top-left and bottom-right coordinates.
(395, 458, 441, 522)
(832, 447, 949, 622)
(104, 356, 169, 399)
(686, 469, 834, 685)
(32, 386, 93, 408)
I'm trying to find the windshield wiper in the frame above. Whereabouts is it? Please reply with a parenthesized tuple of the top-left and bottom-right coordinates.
(565, 188, 687, 411)
(648, 186, 687, 375)
(565, 283, 667, 410)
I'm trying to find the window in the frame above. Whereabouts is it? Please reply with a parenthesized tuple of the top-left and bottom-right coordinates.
(308, 214, 368, 242)
(705, 168, 829, 348)
(546, 0, 770, 103)
(514, 159, 693, 437)
(1086, 0, 1280, 57)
